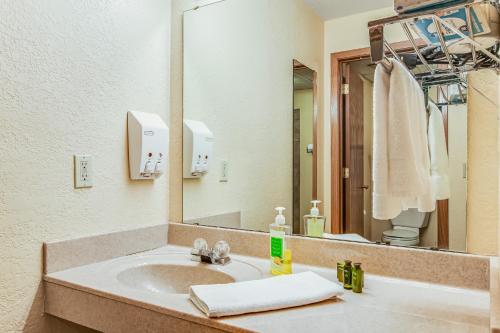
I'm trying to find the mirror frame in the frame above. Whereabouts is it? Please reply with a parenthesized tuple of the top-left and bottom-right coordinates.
(292, 59, 319, 234)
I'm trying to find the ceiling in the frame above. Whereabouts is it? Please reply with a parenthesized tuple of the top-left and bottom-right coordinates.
(303, 0, 393, 20)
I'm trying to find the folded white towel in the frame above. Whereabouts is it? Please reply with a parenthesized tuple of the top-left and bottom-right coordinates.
(189, 271, 343, 317)
(428, 102, 451, 200)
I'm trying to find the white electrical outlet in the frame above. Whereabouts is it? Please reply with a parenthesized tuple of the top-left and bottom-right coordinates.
(74, 155, 93, 188)
(220, 160, 228, 182)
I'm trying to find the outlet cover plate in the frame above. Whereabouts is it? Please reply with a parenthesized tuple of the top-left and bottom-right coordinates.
(74, 154, 93, 188)
(220, 160, 228, 182)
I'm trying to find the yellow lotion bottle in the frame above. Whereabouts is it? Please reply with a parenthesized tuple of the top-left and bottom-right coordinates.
(304, 200, 326, 237)
(270, 207, 292, 275)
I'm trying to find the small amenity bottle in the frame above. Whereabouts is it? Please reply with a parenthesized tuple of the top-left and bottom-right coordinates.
(337, 261, 345, 282)
(352, 263, 364, 293)
(343, 260, 352, 290)
(270, 207, 292, 275)
(303, 200, 326, 237)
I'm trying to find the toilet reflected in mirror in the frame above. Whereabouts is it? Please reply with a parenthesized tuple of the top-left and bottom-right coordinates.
(382, 209, 431, 246)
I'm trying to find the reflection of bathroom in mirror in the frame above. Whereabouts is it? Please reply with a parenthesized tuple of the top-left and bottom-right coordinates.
(292, 60, 317, 235)
(338, 58, 470, 252)
(182, 0, 499, 256)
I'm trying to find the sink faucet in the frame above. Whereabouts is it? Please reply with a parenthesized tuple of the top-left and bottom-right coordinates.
(190, 238, 231, 265)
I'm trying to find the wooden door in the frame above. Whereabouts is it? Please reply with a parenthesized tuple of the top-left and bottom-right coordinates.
(343, 63, 365, 235)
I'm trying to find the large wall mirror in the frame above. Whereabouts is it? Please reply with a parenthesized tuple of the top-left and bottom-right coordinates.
(181, 0, 499, 256)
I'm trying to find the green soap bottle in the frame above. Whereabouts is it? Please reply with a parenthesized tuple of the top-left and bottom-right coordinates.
(343, 260, 352, 290)
(352, 263, 364, 293)
(270, 207, 291, 275)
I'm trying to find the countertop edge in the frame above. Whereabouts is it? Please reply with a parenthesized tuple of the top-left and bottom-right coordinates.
(44, 278, 257, 333)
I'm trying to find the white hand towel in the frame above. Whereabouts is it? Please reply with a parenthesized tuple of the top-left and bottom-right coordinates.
(189, 271, 343, 318)
(372, 61, 402, 220)
(428, 102, 451, 200)
(372, 60, 435, 220)
(387, 60, 429, 197)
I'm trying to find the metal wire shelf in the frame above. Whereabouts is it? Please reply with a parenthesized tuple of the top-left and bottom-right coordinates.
(368, 0, 500, 105)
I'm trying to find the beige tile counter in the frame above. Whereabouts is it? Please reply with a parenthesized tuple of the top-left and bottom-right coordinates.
(44, 245, 490, 333)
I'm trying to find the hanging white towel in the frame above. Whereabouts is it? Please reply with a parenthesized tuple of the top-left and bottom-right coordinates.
(428, 102, 451, 200)
(372, 62, 401, 219)
(372, 60, 435, 220)
(189, 271, 343, 318)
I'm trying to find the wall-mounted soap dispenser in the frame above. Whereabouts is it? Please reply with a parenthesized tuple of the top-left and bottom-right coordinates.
(127, 111, 169, 180)
(183, 119, 214, 179)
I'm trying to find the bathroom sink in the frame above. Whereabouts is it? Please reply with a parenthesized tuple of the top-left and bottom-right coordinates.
(105, 253, 263, 295)
(117, 264, 235, 294)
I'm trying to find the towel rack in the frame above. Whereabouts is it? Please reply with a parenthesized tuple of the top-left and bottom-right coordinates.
(369, 0, 500, 68)
(368, 0, 500, 105)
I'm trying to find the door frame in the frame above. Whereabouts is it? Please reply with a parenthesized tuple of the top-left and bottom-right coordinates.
(330, 42, 449, 246)
(293, 60, 319, 234)
(331, 47, 370, 234)
(293, 60, 318, 199)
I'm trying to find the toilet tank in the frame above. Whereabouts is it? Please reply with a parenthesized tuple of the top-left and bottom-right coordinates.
(391, 209, 431, 228)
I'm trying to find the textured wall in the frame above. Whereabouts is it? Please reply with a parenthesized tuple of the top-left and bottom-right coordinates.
(0, 1, 171, 332)
(467, 70, 499, 255)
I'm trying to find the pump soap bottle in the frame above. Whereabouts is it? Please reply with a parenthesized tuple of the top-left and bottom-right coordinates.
(303, 200, 326, 237)
(270, 207, 292, 275)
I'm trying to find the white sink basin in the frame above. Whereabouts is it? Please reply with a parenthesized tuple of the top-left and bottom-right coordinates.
(117, 264, 236, 294)
(105, 253, 263, 295)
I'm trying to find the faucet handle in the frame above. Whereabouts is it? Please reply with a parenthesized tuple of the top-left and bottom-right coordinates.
(193, 238, 208, 252)
(212, 240, 230, 259)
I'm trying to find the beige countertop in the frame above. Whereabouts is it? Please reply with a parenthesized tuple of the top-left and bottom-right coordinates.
(491, 258, 500, 332)
(44, 245, 490, 333)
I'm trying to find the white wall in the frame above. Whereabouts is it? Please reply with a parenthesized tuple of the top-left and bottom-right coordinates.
(0, 1, 171, 332)
(182, 0, 324, 232)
